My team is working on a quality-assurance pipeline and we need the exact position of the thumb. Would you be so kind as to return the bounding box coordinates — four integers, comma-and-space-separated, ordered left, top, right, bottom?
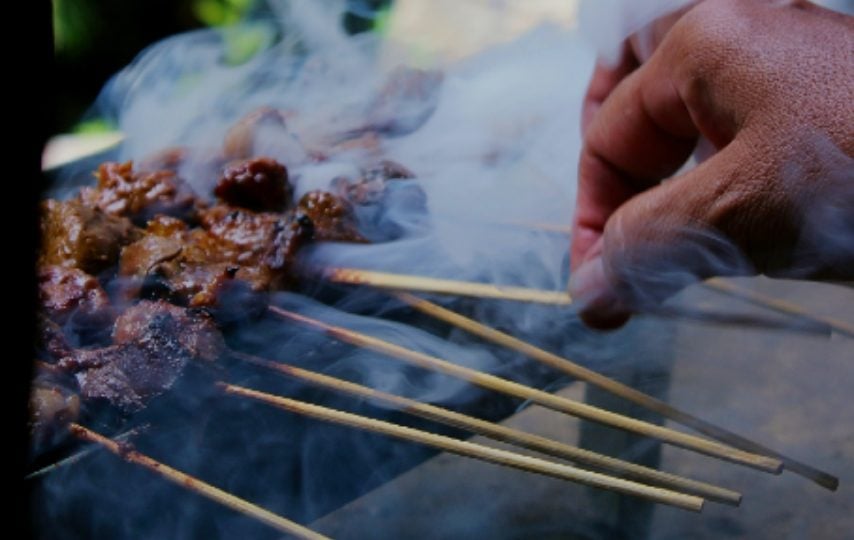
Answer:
570, 141, 781, 328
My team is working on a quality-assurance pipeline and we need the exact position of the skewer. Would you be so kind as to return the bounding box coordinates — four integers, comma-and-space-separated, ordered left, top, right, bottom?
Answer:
268, 306, 782, 474
394, 292, 840, 491
233, 351, 740, 505
704, 278, 854, 338
218, 382, 705, 512
323, 268, 572, 305
69, 423, 329, 540
27, 424, 150, 480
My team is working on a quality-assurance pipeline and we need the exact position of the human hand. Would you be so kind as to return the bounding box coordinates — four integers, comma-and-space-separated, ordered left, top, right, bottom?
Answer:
569, 0, 854, 329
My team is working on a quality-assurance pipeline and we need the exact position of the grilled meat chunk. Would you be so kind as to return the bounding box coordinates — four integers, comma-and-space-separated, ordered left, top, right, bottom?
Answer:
80, 161, 203, 224
58, 301, 223, 413
36, 316, 75, 361
38, 266, 112, 328
332, 159, 416, 205
40, 199, 139, 274
297, 190, 367, 243
215, 157, 292, 212
119, 216, 240, 308
330, 160, 425, 241
120, 208, 313, 307
222, 107, 309, 165
30, 384, 81, 449
366, 67, 443, 136
199, 205, 315, 291
112, 300, 223, 363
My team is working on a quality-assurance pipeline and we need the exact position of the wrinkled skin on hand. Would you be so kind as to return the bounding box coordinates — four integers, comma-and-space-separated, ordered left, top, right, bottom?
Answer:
570, 0, 854, 329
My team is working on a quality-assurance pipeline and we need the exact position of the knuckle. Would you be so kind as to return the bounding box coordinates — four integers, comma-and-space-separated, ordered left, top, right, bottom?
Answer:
667, 0, 773, 76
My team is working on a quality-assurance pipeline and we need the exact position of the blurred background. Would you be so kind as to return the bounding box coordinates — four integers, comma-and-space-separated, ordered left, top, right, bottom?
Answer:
51, 0, 391, 135
47, 0, 580, 169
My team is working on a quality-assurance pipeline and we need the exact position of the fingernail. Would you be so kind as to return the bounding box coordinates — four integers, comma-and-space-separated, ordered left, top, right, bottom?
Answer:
569, 257, 630, 330
569, 257, 607, 302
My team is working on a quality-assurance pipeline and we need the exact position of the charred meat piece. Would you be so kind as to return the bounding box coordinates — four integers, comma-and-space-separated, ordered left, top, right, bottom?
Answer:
366, 67, 444, 136
39, 266, 112, 328
79, 161, 203, 224
297, 190, 367, 243
112, 300, 224, 363
36, 317, 75, 361
30, 384, 81, 450
222, 107, 308, 165
59, 345, 180, 413
214, 157, 292, 212
40, 199, 139, 275
200, 205, 315, 290
332, 159, 416, 206
136, 147, 188, 173
58, 300, 223, 413
119, 215, 242, 308
120, 207, 314, 307
330, 160, 426, 242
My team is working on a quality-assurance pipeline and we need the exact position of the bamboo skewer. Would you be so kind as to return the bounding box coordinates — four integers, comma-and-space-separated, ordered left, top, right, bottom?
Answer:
234, 351, 740, 505
219, 382, 706, 512
268, 306, 782, 474
323, 268, 572, 305
393, 292, 839, 491
69, 423, 329, 540
704, 278, 854, 338
27, 424, 150, 480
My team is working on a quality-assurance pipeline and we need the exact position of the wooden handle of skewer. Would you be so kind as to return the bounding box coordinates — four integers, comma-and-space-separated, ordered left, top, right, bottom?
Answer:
392, 292, 839, 490
69, 424, 330, 540
219, 383, 705, 512
323, 268, 572, 305
269, 306, 782, 474
235, 352, 740, 506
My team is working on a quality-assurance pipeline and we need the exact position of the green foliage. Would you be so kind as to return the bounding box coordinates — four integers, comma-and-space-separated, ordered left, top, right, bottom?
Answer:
193, 0, 255, 27
372, 5, 392, 36
52, 0, 95, 55
73, 118, 118, 134
220, 22, 276, 65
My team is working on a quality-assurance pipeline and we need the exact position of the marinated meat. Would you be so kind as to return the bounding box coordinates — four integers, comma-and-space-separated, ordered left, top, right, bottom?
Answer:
119, 216, 240, 308
332, 159, 416, 206
40, 199, 139, 274
297, 190, 367, 243
36, 316, 74, 361
199, 205, 315, 291
120, 208, 313, 307
136, 147, 188, 173
59, 345, 180, 413
79, 161, 203, 224
364, 159, 416, 182
38, 266, 112, 327
330, 160, 425, 241
222, 107, 308, 165
366, 67, 443, 136
58, 300, 223, 413
29, 384, 81, 449
214, 157, 292, 212
113, 300, 223, 363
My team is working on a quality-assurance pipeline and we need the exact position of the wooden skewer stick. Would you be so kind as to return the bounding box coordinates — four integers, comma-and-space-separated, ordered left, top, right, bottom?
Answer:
323, 268, 572, 305
69, 423, 330, 540
219, 382, 705, 512
704, 278, 854, 338
268, 306, 782, 474
27, 424, 150, 480
234, 351, 740, 506
394, 292, 839, 491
